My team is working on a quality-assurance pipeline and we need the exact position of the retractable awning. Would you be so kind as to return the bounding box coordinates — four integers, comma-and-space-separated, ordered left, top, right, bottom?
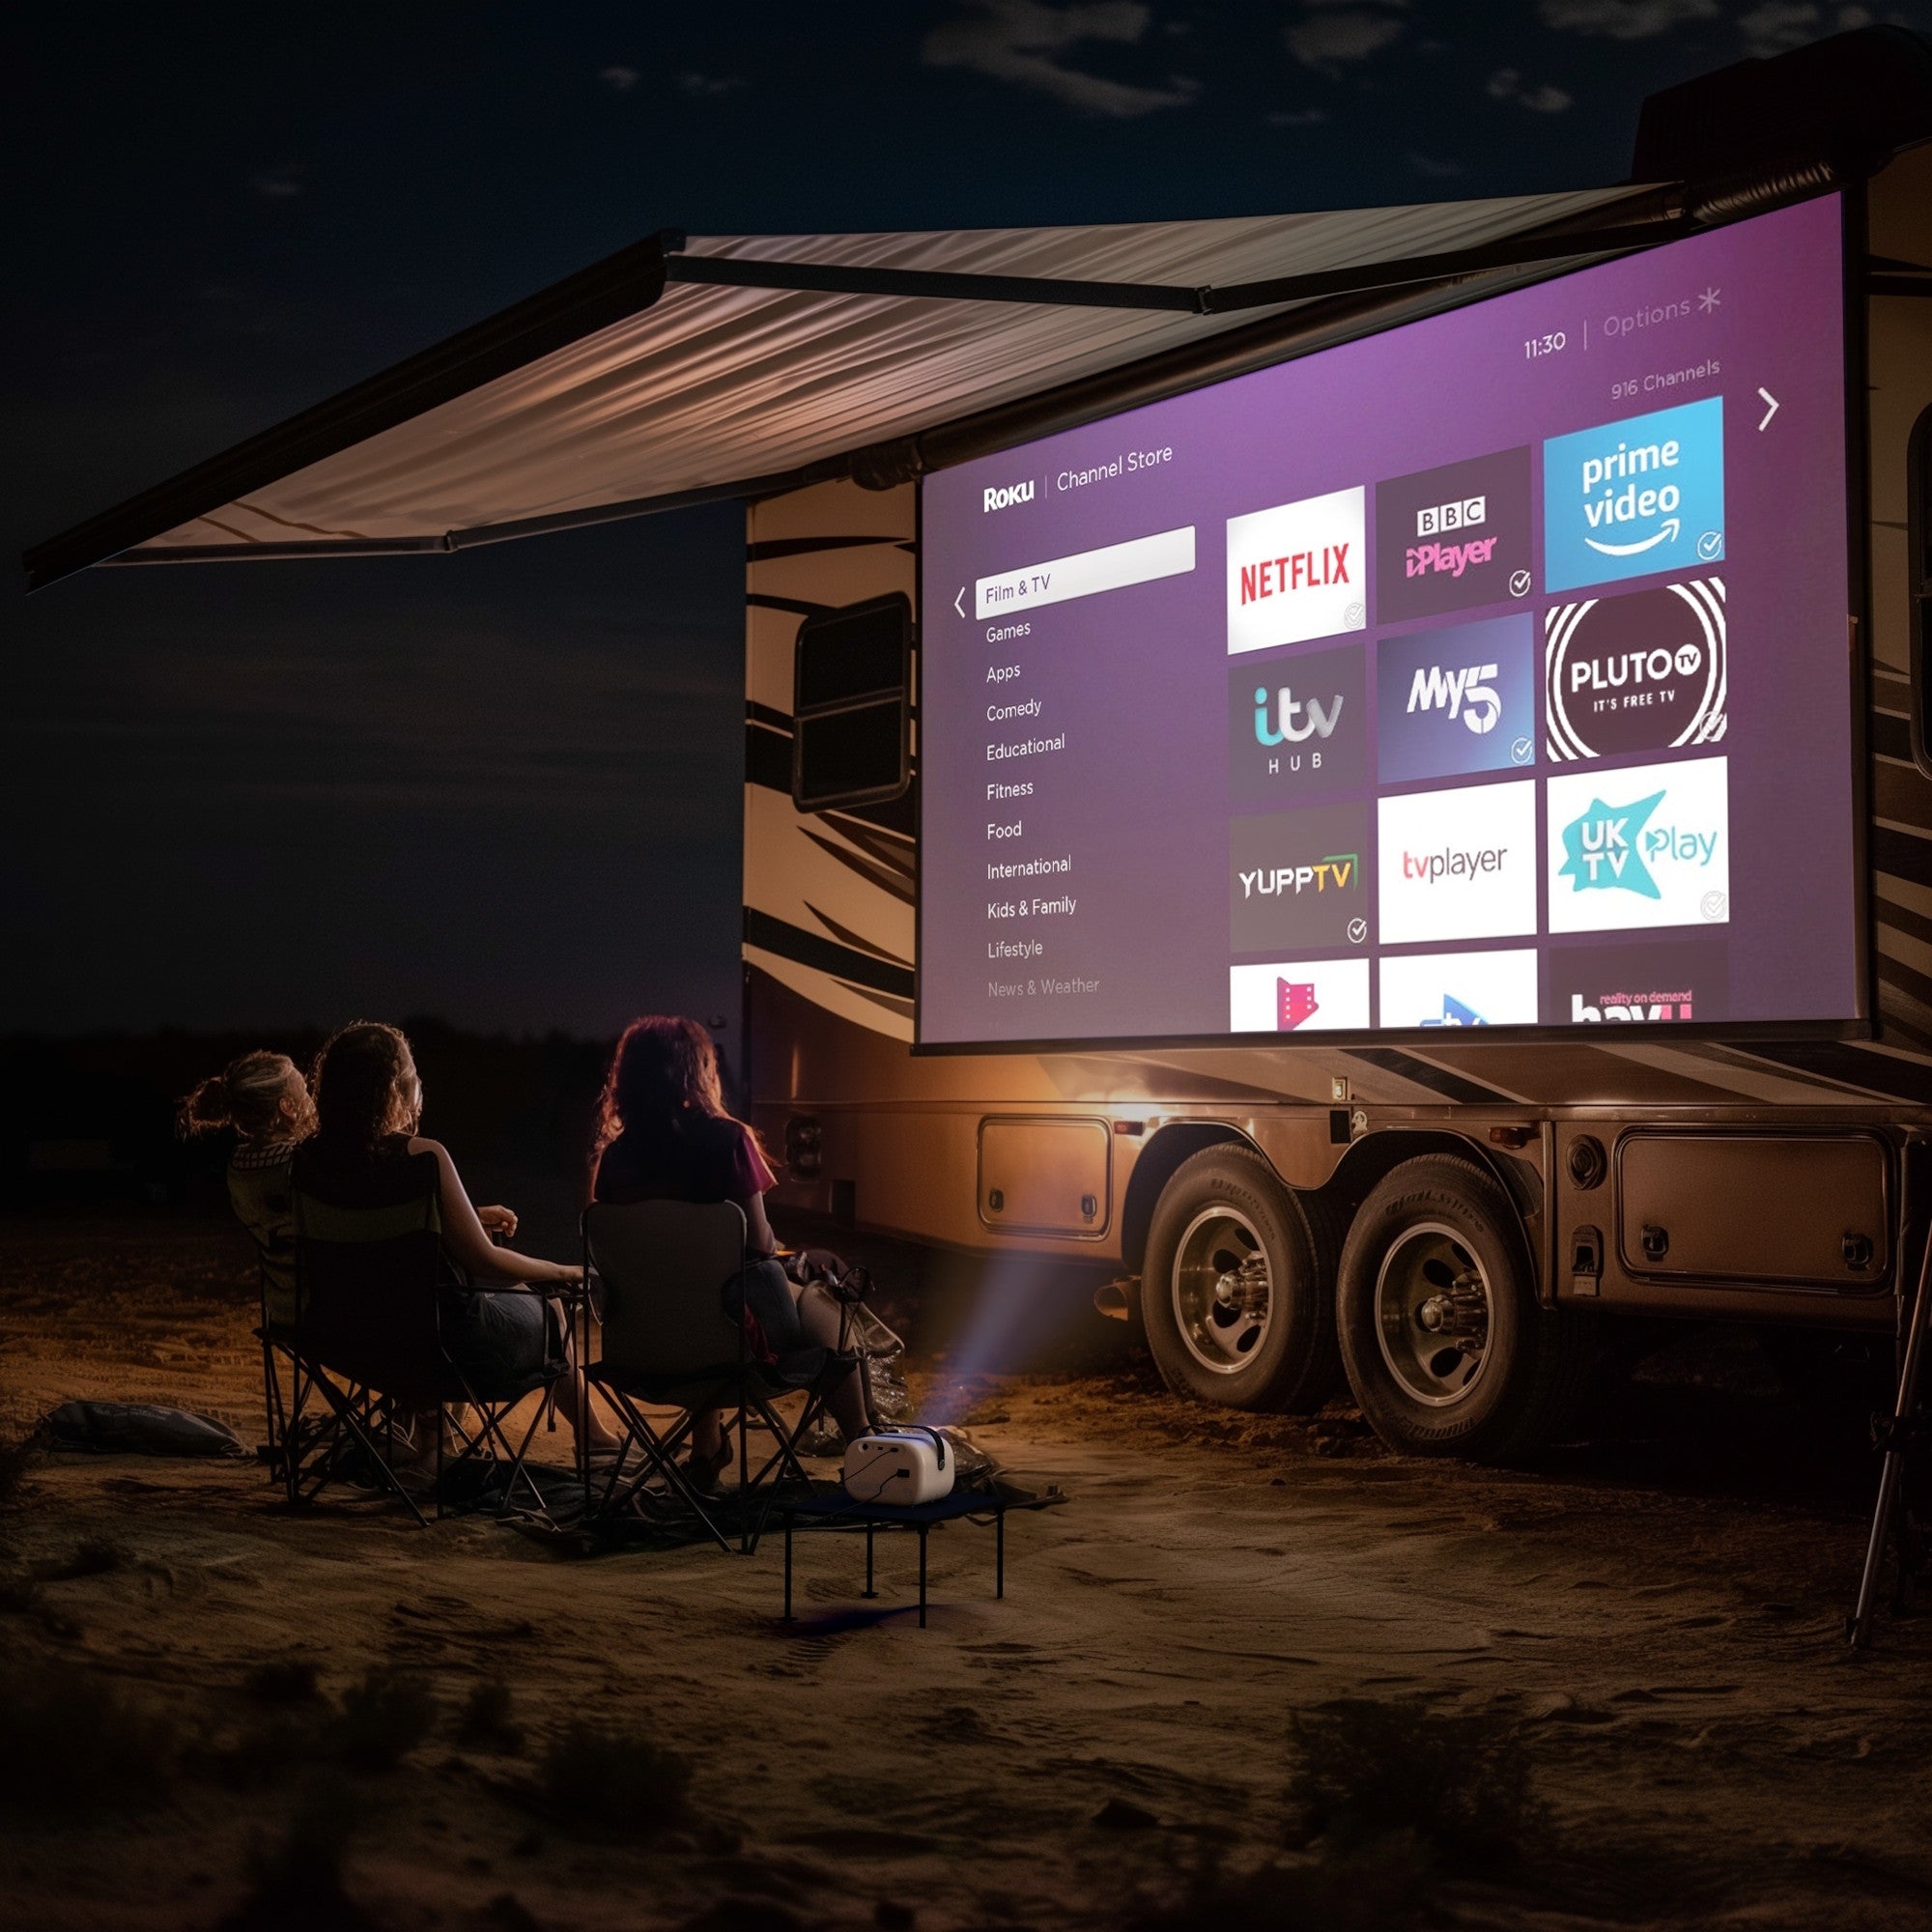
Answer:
24, 184, 1679, 589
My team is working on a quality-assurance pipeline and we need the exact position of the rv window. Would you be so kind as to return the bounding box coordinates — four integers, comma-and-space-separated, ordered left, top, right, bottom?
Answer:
1912, 403, 1932, 779
791, 593, 912, 811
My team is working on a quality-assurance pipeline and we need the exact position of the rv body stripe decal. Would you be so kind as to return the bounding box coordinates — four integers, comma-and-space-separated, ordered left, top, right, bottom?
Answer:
1340, 1047, 1518, 1106
743, 907, 917, 998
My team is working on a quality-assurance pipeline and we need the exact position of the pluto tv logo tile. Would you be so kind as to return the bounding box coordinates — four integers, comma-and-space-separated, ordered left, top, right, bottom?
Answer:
1229, 641, 1366, 805
1229, 800, 1371, 953
1545, 579, 1725, 761
1375, 447, 1532, 624
1548, 937, 1728, 1024
1377, 613, 1536, 785
1543, 397, 1724, 593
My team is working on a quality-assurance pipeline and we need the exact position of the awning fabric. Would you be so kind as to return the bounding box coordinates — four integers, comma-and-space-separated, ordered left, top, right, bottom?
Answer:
27, 186, 1660, 585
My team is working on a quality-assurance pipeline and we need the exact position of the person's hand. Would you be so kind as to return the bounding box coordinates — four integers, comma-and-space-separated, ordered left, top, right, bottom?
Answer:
477, 1204, 519, 1240
550, 1261, 587, 1291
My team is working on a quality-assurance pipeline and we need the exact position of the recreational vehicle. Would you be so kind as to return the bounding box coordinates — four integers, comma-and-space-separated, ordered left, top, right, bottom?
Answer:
28, 28, 1932, 1464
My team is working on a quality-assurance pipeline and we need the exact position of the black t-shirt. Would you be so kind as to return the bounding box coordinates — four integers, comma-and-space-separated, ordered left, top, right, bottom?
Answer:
592, 1113, 775, 1207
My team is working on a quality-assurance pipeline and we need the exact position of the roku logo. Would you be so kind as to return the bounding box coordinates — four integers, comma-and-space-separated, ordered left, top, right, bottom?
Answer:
1238, 545, 1350, 607
982, 480, 1035, 513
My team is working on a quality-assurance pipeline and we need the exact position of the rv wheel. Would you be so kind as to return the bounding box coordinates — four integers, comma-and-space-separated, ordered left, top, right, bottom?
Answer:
1337, 1153, 1590, 1461
1143, 1145, 1340, 1412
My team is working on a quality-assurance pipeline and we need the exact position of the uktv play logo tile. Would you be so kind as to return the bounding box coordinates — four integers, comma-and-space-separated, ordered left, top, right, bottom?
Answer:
1546, 754, 1730, 934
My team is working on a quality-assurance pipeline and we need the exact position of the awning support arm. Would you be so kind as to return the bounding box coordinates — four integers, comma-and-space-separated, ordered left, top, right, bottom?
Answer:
661, 216, 1692, 317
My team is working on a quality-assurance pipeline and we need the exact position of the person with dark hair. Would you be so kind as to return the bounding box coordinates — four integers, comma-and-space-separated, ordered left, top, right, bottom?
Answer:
305, 1021, 616, 1453
591, 1014, 875, 1489
179, 1050, 318, 1326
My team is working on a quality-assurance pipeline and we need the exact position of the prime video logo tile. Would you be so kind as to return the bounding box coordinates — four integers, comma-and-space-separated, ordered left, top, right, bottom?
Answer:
1542, 397, 1723, 593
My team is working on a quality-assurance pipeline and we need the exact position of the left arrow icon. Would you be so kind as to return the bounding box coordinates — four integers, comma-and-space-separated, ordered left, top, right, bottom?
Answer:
954, 585, 967, 618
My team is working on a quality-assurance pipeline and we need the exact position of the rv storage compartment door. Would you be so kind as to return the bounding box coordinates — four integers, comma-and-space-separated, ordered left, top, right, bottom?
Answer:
1616, 1131, 1889, 1288
979, 1117, 1111, 1236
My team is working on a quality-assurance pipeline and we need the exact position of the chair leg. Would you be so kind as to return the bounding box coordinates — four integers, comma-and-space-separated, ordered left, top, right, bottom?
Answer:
1853, 1230, 1932, 1648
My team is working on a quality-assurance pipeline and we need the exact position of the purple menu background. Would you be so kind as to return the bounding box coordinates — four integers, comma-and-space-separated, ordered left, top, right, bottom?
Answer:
919, 195, 1856, 1047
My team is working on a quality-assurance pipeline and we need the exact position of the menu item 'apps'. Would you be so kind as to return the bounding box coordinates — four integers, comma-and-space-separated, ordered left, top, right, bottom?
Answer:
1230, 800, 1371, 952
1375, 447, 1533, 623
1378, 948, 1539, 1029
1377, 613, 1537, 785
1545, 579, 1726, 760
1548, 937, 1728, 1023
1229, 957, 1371, 1033
1546, 754, 1730, 933
1229, 641, 1366, 804
1543, 397, 1724, 592
1226, 486, 1366, 656
1377, 781, 1537, 945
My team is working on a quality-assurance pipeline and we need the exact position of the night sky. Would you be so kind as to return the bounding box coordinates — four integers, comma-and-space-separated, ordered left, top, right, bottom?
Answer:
6, 1, 1921, 1038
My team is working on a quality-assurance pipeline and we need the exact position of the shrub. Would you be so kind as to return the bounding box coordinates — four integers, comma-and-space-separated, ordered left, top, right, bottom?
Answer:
525, 1720, 692, 1838
244, 1659, 322, 1706
1288, 1698, 1538, 1863
455, 1678, 525, 1753
38, 1536, 130, 1580
223, 1773, 379, 1932
0, 1660, 180, 1813
326, 1666, 437, 1773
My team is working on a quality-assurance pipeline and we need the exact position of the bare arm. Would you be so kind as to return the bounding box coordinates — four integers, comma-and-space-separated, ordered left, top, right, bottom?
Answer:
733, 1189, 778, 1260
411, 1136, 580, 1286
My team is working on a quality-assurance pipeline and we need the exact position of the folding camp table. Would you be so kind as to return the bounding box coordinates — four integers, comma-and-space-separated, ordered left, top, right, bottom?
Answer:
780, 1490, 1052, 1628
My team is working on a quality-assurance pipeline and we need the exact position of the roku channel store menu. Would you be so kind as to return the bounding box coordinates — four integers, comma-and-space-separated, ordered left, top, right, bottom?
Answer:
916, 194, 1858, 1048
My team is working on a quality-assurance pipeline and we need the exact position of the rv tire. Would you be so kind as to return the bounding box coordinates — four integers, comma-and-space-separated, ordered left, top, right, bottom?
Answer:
1337, 1153, 1590, 1461
1143, 1145, 1340, 1412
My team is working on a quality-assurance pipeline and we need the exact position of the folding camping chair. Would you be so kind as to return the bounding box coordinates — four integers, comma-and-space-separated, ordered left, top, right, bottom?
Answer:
283, 1149, 571, 1525
582, 1199, 859, 1552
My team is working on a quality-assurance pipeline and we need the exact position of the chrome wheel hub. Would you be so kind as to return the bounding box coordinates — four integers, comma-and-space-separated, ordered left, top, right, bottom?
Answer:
1171, 1206, 1270, 1375
1375, 1221, 1492, 1407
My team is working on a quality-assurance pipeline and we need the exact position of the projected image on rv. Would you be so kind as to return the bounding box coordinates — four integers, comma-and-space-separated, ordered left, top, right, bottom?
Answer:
918, 195, 1857, 1047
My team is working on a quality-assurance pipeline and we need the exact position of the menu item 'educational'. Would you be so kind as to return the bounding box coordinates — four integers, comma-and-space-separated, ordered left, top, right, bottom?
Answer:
917, 195, 1857, 1047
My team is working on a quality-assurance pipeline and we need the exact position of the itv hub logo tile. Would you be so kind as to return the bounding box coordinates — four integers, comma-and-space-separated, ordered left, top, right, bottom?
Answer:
1226, 486, 1366, 656
1546, 754, 1729, 934
1377, 781, 1537, 947
1378, 949, 1539, 1030
1377, 613, 1537, 786
1230, 799, 1371, 952
1545, 578, 1726, 761
1543, 397, 1723, 593
1229, 641, 1366, 805
1229, 957, 1370, 1034
1375, 447, 1532, 624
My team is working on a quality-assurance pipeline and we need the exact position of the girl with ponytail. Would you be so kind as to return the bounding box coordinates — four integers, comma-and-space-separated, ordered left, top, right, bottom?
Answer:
177, 1051, 317, 1325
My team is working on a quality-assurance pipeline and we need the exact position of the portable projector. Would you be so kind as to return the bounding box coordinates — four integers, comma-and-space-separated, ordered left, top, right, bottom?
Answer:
841, 1426, 953, 1505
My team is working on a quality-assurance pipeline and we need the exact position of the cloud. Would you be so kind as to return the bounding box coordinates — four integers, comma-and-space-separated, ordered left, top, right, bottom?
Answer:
1487, 65, 1574, 111
252, 167, 303, 199
599, 65, 639, 92
1735, 2, 1872, 58
1267, 106, 1330, 125
675, 71, 746, 97
1406, 151, 1465, 177
923, 1, 1201, 117
1286, 3, 1408, 70
1536, 0, 1718, 36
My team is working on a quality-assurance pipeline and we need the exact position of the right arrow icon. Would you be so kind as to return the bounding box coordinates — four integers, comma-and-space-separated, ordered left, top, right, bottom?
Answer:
1757, 387, 1779, 432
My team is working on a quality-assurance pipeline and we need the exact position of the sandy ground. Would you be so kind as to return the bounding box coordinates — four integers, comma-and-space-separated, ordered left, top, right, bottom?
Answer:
3, 1211, 1932, 1931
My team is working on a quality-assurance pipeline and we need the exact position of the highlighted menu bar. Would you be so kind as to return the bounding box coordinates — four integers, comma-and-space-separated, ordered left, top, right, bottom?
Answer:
975, 525, 1196, 620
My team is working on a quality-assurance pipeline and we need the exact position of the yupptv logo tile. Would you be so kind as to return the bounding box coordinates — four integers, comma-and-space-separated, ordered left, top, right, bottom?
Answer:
1542, 398, 1723, 593
1546, 754, 1730, 934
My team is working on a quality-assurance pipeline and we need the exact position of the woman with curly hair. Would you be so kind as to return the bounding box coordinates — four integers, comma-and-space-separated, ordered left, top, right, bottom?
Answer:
591, 1015, 875, 1489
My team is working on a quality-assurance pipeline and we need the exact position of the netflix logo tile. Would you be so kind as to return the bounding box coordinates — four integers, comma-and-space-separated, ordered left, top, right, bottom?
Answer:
1226, 486, 1366, 656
